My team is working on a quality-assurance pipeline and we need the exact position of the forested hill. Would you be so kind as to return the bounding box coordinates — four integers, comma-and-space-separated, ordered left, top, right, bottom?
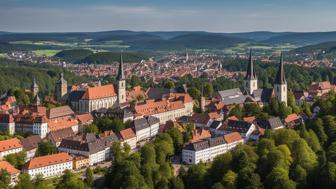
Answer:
0, 58, 90, 96
291, 41, 336, 54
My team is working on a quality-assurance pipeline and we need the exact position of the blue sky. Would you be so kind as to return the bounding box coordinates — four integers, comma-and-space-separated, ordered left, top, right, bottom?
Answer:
1, 0, 335, 32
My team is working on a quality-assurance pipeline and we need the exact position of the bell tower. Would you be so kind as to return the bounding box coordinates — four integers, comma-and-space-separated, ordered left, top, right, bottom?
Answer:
244, 49, 258, 95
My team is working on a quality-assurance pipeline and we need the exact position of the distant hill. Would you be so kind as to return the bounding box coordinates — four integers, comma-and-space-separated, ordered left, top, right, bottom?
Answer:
292, 41, 336, 53
54, 49, 94, 63
225, 31, 293, 42
263, 32, 336, 45
80, 52, 149, 64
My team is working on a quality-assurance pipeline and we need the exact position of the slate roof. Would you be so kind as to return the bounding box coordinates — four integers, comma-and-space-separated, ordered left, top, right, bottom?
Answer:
49, 127, 75, 144
133, 116, 159, 132
268, 117, 284, 129
209, 121, 222, 129
68, 90, 85, 102
221, 120, 253, 133
21, 135, 42, 151
274, 53, 286, 85
48, 106, 74, 119
184, 136, 226, 151
251, 88, 273, 103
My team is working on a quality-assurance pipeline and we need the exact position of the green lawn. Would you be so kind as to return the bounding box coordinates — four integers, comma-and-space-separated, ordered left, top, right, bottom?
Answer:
32, 50, 60, 57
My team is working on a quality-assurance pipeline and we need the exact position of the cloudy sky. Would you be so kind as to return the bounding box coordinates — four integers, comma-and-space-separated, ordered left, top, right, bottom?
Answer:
1, 0, 335, 32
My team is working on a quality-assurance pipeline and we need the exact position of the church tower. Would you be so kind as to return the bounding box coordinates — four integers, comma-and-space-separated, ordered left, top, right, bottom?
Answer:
274, 52, 287, 105
117, 53, 126, 104
55, 73, 68, 102
31, 77, 39, 97
244, 49, 258, 95
199, 84, 206, 113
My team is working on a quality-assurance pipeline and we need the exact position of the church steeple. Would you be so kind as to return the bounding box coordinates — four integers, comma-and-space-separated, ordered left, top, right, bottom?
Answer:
274, 52, 286, 85
31, 77, 39, 97
117, 52, 125, 81
244, 49, 258, 95
274, 52, 288, 105
245, 49, 257, 80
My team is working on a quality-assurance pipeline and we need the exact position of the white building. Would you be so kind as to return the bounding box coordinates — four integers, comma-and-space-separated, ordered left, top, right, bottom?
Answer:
58, 132, 118, 165
24, 152, 73, 178
118, 128, 137, 149
0, 161, 20, 186
133, 116, 160, 142
274, 53, 288, 105
216, 120, 256, 142
182, 132, 243, 165
0, 138, 23, 160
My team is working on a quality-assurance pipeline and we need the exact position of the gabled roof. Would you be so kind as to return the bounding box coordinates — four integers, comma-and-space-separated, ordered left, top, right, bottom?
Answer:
25, 153, 72, 170
268, 117, 284, 129
220, 120, 253, 133
21, 135, 42, 151
76, 113, 94, 123
47, 106, 74, 119
49, 127, 75, 143
284, 114, 300, 124
0, 138, 22, 152
0, 161, 19, 175
81, 84, 117, 100
118, 128, 136, 140
209, 121, 222, 129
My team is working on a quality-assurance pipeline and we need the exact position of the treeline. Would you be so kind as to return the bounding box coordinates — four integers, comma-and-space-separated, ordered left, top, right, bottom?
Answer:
222, 58, 335, 90
0, 58, 91, 96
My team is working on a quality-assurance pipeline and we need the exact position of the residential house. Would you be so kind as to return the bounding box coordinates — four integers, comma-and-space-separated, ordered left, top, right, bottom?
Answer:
0, 160, 20, 185
118, 128, 137, 149
48, 127, 75, 147
0, 138, 23, 159
133, 116, 160, 142
21, 135, 42, 161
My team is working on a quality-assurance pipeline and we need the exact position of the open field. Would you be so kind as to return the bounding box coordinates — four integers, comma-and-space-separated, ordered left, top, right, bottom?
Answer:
32, 50, 60, 56
224, 43, 300, 54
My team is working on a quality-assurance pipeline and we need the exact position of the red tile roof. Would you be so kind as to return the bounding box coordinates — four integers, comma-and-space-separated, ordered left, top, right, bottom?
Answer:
48, 117, 78, 132
284, 113, 299, 124
243, 116, 256, 123
119, 128, 136, 140
25, 152, 72, 170
0, 138, 22, 152
82, 84, 117, 100
190, 128, 211, 143
76, 113, 93, 124
224, 132, 243, 143
0, 161, 19, 175
135, 100, 185, 116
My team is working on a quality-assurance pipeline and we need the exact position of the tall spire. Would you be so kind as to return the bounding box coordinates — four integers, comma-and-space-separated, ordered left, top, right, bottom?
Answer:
274, 52, 286, 84
245, 49, 256, 80
117, 52, 125, 80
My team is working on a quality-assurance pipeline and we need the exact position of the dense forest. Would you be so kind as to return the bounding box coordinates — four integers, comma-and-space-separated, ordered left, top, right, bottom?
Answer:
80, 51, 150, 64
54, 49, 94, 63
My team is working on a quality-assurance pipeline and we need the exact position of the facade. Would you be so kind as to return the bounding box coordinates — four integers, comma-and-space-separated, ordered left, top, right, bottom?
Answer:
244, 49, 258, 95
118, 128, 137, 149
274, 53, 288, 105
134, 93, 193, 124
0, 138, 23, 160
182, 132, 243, 164
0, 113, 15, 135
48, 127, 75, 147
24, 152, 73, 178
0, 160, 20, 186
133, 116, 160, 142
58, 132, 118, 165
217, 120, 256, 142
72, 156, 90, 170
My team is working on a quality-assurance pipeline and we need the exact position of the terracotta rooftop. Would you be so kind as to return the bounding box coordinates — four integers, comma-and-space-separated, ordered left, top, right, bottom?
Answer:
0, 138, 22, 152
81, 84, 117, 100
223, 132, 243, 144
243, 116, 256, 123
47, 106, 74, 119
134, 99, 185, 116
284, 113, 299, 124
48, 117, 78, 132
0, 161, 19, 175
118, 128, 136, 140
25, 152, 72, 170
190, 128, 211, 143
76, 113, 93, 123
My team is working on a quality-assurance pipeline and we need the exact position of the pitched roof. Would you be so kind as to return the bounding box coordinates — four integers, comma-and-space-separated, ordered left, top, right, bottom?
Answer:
47, 106, 74, 119
118, 128, 136, 140
284, 113, 299, 124
48, 117, 78, 132
134, 100, 185, 116
243, 116, 256, 123
220, 120, 253, 133
0, 138, 22, 152
81, 84, 117, 100
184, 136, 226, 151
224, 132, 243, 143
0, 161, 19, 175
268, 117, 284, 129
25, 152, 72, 170
76, 113, 94, 124
190, 128, 211, 143
49, 127, 75, 143
21, 135, 42, 151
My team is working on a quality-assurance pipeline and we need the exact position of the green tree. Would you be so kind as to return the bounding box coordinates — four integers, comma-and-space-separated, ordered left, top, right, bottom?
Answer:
0, 169, 10, 189
84, 124, 99, 134
14, 173, 34, 189
36, 140, 57, 156
170, 177, 184, 189
167, 128, 184, 154
85, 168, 94, 186
221, 170, 237, 189
4, 151, 26, 169
56, 170, 87, 189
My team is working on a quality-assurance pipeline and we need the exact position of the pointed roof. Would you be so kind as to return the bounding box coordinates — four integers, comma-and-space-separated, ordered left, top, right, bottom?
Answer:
274, 52, 286, 85
245, 49, 257, 80
57, 73, 67, 84
117, 52, 125, 80
33, 94, 41, 106
32, 77, 38, 89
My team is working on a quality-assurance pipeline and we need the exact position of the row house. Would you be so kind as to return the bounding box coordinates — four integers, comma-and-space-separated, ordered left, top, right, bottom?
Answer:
23, 152, 73, 178
217, 120, 256, 142
118, 128, 137, 149
58, 132, 118, 165
182, 132, 243, 164
0, 138, 23, 159
133, 116, 160, 142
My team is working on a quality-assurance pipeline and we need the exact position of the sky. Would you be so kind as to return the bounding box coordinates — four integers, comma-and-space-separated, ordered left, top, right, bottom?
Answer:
1, 0, 336, 33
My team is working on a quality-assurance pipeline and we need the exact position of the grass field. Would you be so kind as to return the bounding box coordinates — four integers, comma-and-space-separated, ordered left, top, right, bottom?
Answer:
0, 53, 6, 58
224, 43, 300, 54
32, 50, 60, 56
